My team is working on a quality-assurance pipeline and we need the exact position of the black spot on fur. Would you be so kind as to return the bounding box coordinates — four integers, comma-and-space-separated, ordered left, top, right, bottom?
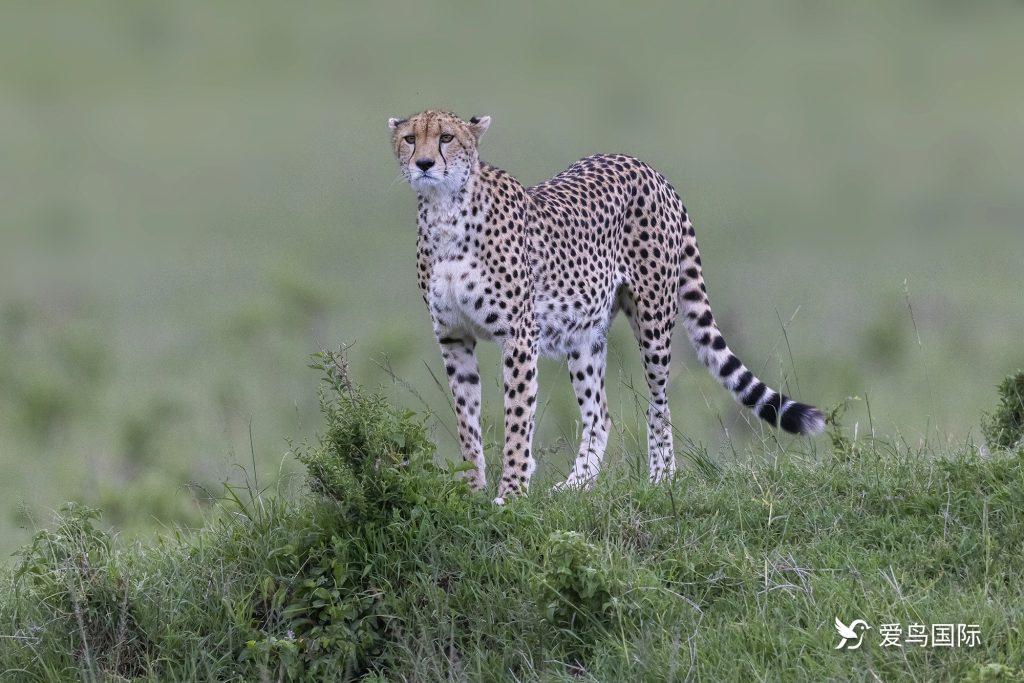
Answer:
742, 382, 767, 408
719, 355, 741, 378
733, 370, 753, 394
758, 392, 785, 425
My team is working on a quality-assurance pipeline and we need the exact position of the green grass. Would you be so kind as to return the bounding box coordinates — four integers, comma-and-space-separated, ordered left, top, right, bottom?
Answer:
3, 371, 1023, 682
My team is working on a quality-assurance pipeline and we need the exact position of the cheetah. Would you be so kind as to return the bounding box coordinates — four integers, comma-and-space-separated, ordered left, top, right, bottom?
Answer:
388, 110, 824, 503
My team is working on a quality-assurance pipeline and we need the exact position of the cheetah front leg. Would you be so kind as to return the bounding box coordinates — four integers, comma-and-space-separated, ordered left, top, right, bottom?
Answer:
553, 340, 611, 492
438, 336, 486, 491
495, 329, 539, 504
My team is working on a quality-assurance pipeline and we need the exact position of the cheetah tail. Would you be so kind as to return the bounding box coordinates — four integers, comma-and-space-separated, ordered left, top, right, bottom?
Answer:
678, 292, 825, 436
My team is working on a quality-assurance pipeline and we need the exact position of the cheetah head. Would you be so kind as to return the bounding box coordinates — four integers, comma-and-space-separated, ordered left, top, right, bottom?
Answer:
388, 110, 490, 196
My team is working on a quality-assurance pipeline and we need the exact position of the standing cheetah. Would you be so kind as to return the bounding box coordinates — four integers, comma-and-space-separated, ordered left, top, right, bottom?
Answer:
388, 110, 824, 503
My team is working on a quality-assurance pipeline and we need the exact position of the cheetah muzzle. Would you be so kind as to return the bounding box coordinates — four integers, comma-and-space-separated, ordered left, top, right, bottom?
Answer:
388, 110, 825, 503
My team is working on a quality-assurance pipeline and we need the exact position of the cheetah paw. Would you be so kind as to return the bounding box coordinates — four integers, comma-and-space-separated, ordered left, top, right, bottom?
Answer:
492, 496, 505, 505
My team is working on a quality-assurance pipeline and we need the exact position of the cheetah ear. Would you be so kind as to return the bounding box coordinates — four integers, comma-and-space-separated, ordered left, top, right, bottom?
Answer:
468, 115, 491, 140
387, 117, 406, 130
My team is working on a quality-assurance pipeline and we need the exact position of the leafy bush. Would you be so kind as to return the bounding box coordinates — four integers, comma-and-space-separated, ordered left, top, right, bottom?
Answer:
13, 503, 152, 679
295, 385, 439, 523
539, 530, 626, 630
241, 348, 470, 679
982, 370, 1024, 451
240, 508, 388, 680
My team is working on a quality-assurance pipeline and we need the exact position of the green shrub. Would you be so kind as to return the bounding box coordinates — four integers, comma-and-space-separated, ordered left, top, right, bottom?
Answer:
982, 370, 1024, 451
241, 348, 470, 679
296, 387, 438, 522
240, 508, 387, 681
12, 503, 152, 679
539, 530, 626, 630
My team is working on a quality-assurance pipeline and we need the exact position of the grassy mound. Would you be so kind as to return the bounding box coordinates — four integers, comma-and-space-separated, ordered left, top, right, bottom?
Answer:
3, 367, 1024, 681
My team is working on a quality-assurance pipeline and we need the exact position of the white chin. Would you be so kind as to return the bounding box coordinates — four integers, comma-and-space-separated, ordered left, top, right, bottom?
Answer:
411, 176, 443, 193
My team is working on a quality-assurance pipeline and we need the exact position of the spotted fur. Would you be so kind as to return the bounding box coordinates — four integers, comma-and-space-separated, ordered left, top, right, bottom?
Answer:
389, 111, 824, 502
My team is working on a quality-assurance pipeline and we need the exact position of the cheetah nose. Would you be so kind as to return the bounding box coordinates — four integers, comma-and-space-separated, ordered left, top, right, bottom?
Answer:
415, 158, 435, 171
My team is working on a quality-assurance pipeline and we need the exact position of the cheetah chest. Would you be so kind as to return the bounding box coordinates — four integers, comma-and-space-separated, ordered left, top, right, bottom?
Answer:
428, 258, 499, 340
428, 260, 606, 352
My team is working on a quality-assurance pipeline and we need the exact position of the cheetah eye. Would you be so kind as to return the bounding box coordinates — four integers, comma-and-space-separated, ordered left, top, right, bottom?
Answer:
403, 134, 416, 144
439, 133, 454, 143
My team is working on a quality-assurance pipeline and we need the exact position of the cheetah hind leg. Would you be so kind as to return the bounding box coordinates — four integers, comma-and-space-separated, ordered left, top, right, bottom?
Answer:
637, 335, 677, 483
552, 339, 611, 493
620, 286, 678, 483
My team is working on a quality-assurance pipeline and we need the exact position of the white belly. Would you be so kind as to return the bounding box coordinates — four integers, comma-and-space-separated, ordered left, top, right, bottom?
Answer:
534, 291, 614, 358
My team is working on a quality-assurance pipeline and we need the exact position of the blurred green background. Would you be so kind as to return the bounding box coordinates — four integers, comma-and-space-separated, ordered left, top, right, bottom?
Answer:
1, 1, 1021, 555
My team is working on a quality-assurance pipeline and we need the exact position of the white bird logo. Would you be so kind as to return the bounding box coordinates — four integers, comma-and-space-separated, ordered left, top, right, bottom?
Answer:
834, 617, 870, 650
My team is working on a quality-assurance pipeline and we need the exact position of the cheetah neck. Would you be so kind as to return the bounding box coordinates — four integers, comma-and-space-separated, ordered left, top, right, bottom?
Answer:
417, 169, 481, 258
